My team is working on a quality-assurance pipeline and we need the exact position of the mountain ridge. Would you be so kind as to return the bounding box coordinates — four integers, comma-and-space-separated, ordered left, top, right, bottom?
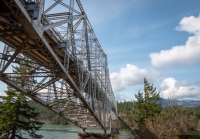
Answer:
161, 98, 200, 107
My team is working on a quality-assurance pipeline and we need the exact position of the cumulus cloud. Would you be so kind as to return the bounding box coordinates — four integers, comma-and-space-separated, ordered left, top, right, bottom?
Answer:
160, 77, 200, 99
150, 14, 200, 68
176, 15, 200, 33
110, 64, 160, 92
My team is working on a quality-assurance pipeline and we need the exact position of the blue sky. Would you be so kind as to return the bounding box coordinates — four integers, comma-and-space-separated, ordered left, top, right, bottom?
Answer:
80, 0, 200, 101
0, 0, 200, 101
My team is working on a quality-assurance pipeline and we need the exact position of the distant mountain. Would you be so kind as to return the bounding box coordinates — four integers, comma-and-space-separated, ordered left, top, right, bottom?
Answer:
161, 98, 200, 108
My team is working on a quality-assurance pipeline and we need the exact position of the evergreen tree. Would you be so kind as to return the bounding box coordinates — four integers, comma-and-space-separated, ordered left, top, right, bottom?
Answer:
135, 91, 145, 127
135, 78, 162, 127
143, 78, 161, 118
0, 89, 43, 139
0, 56, 43, 139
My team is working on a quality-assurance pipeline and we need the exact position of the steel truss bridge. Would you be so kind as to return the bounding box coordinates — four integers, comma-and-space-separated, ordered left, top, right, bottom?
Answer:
0, 0, 118, 133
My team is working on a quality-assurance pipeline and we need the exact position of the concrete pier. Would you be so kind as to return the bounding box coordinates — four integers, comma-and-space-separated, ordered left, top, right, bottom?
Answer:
110, 120, 119, 134
78, 132, 111, 139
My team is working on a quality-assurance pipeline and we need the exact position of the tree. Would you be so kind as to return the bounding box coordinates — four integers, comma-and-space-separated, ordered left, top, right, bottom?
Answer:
0, 89, 43, 139
135, 78, 162, 127
0, 56, 43, 139
135, 91, 145, 127
143, 78, 162, 118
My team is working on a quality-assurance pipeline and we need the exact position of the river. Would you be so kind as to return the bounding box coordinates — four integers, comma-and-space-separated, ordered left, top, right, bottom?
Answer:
34, 124, 134, 139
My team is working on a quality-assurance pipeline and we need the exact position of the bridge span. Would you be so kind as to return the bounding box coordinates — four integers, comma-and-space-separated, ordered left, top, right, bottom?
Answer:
0, 0, 118, 133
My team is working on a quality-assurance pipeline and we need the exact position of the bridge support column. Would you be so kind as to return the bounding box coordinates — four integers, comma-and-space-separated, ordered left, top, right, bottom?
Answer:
110, 120, 119, 134
78, 133, 111, 139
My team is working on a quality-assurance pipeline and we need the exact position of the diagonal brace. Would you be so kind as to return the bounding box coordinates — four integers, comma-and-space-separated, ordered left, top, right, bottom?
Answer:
82, 73, 90, 91
43, 15, 85, 31
0, 38, 28, 75
32, 77, 60, 94
44, 0, 62, 14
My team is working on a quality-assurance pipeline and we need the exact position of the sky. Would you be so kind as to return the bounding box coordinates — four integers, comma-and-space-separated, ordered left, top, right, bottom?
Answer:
80, 0, 200, 101
1, 0, 200, 101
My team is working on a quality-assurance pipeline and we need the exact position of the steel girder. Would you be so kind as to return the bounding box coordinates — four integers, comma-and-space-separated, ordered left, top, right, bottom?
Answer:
0, 0, 117, 132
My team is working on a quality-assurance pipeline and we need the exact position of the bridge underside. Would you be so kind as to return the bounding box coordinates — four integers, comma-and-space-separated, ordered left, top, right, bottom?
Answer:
0, 0, 118, 132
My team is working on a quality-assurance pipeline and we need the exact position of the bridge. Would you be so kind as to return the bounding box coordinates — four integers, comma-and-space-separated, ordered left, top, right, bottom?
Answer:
0, 0, 118, 134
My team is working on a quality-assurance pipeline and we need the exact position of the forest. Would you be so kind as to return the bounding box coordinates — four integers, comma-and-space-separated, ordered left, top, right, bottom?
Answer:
28, 100, 69, 125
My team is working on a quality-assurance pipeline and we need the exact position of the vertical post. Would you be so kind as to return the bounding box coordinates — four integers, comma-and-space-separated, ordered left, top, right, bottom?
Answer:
53, 81, 58, 100
64, 41, 70, 72
35, 0, 44, 25
69, 0, 76, 60
85, 20, 91, 71
0, 44, 9, 70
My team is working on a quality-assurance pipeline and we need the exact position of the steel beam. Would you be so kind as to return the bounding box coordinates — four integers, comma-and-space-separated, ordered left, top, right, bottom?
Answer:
32, 77, 60, 93
0, 38, 28, 74
43, 15, 85, 31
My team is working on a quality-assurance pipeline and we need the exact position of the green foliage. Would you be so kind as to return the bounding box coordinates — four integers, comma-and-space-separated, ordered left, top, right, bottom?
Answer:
0, 56, 43, 139
194, 106, 200, 119
176, 134, 200, 139
135, 78, 162, 127
0, 89, 43, 139
135, 91, 145, 127
28, 100, 69, 125
117, 101, 136, 116
117, 101, 136, 128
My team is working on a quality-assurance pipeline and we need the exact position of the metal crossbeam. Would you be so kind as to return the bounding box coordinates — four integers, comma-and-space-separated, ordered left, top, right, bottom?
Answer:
43, 15, 85, 31
0, 0, 118, 133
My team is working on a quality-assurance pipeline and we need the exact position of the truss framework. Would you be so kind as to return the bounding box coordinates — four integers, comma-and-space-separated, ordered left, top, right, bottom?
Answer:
0, 0, 117, 132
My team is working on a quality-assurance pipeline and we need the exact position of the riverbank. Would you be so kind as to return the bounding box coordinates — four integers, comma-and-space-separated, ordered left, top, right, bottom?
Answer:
33, 124, 134, 139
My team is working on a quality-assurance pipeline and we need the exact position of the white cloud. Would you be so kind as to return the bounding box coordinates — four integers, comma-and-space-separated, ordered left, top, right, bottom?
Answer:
0, 92, 6, 96
176, 15, 200, 34
150, 14, 200, 68
115, 92, 132, 102
160, 77, 200, 99
110, 64, 160, 92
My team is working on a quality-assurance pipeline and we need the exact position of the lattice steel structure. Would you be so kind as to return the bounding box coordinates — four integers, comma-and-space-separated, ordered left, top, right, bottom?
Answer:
0, 0, 117, 133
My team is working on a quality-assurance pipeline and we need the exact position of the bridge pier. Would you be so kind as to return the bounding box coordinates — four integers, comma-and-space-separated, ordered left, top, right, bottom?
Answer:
110, 120, 119, 134
78, 133, 111, 139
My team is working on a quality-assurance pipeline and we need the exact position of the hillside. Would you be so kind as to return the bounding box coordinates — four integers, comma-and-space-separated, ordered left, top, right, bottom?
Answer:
118, 100, 200, 139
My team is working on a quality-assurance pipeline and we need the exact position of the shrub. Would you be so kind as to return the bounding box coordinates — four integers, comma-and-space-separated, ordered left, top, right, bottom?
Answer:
176, 134, 200, 139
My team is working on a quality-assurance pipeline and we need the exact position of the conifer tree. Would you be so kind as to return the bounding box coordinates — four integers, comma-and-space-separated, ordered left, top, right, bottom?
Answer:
0, 89, 43, 139
0, 56, 43, 139
135, 78, 162, 127
143, 78, 161, 118
135, 91, 145, 127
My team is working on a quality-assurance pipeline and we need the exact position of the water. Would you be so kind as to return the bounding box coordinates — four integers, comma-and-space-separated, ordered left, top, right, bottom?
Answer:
34, 124, 134, 139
